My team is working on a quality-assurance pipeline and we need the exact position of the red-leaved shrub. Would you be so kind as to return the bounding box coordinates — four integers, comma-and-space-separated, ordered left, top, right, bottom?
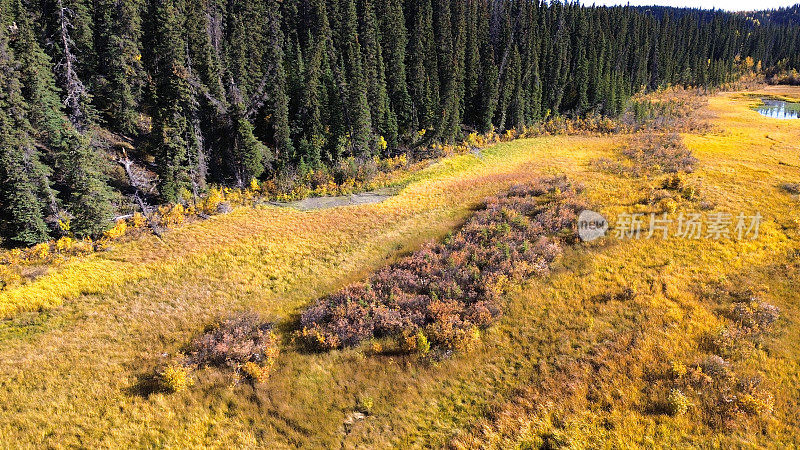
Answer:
300, 176, 587, 351
188, 313, 279, 377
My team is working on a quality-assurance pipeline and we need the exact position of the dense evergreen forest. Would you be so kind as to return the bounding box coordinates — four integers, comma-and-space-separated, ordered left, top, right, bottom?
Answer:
1, 0, 799, 246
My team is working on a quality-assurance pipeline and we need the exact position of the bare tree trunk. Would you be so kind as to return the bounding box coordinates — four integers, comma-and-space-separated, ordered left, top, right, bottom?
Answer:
118, 150, 163, 236
184, 47, 207, 203
56, 0, 89, 132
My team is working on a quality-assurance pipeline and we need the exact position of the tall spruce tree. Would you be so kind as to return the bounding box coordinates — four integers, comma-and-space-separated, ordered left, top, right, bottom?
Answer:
13, 0, 113, 237
407, 0, 438, 134
262, 0, 293, 166
432, 0, 455, 141
297, 32, 325, 166
0, 21, 52, 245
147, 0, 199, 201
359, 0, 397, 151
94, 0, 143, 134
379, 0, 412, 139
339, 0, 372, 156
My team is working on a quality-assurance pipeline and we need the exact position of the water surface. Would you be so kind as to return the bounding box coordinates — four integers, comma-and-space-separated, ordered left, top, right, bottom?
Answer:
755, 99, 800, 119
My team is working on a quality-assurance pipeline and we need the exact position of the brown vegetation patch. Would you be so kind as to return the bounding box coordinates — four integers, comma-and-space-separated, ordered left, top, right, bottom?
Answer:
299, 177, 588, 352
594, 133, 698, 178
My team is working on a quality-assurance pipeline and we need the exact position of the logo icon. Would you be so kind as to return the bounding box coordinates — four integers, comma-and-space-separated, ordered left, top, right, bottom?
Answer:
578, 210, 608, 242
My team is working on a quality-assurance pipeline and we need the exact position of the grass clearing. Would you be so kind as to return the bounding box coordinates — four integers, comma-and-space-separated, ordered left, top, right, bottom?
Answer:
0, 86, 798, 447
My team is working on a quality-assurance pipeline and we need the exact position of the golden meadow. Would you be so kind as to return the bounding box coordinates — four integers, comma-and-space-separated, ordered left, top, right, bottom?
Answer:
0, 86, 798, 447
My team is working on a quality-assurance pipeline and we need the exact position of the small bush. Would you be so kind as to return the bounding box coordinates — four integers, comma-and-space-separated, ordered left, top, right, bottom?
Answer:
242, 361, 273, 383
699, 355, 732, 379
648, 189, 674, 203
658, 198, 679, 214
698, 200, 716, 211
158, 363, 192, 393
157, 204, 186, 228
188, 313, 279, 381
131, 212, 148, 228
705, 326, 742, 357
199, 187, 225, 214
29, 242, 50, 260
415, 331, 430, 355
729, 300, 779, 333
779, 182, 800, 195
54, 236, 75, 252
662, 173, 687, 191
357, 395, 374, 414
671, 361, 688, 378
667, 389, 690, 416
104, 220, 128, 239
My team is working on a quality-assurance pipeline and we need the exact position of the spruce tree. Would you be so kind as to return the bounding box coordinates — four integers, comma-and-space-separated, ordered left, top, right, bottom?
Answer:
479, 44, 499, 133
360, 0, 397, 151
462, 0, 482, 128
263, 0, 294, 165
147, 0, 197, 201
298, 33, 325, 166
379, 0, 412, 138
340, 0, 372, 156
13, 0, 113, 236
574, 11, 590, 114
94, 0, 143, 134
407, 0, 438, 134
433, 0, 455, 141
229, 99, 267, 184
447, 0, 467, 141
0, 21, 52, 245
308, 0, 345, 162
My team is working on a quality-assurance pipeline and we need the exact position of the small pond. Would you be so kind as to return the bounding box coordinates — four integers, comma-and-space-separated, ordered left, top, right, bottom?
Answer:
754, 98, 800, 119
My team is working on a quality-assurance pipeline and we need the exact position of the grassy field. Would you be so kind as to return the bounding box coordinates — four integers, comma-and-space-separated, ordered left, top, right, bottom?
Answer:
0, 86, 798, 447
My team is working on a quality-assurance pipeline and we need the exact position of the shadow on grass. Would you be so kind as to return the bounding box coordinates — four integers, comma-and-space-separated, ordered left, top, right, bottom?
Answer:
125, 372, 165, 398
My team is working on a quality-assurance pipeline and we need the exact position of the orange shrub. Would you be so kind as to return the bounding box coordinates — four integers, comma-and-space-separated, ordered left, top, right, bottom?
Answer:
104, 220, 128, 240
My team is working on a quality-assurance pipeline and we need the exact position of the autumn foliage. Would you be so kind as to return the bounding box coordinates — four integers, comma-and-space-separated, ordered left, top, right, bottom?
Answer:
187, 313, 279, 382
300, 177, 588, 351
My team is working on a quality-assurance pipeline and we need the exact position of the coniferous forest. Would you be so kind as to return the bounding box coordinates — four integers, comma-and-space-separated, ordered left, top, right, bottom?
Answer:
1, 0, 800, 246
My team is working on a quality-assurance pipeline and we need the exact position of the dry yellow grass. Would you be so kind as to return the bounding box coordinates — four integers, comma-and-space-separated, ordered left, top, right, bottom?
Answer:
0, 86, 798, 447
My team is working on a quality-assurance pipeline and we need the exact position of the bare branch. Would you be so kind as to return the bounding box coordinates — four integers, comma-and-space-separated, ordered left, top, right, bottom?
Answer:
56, 0, 90, 132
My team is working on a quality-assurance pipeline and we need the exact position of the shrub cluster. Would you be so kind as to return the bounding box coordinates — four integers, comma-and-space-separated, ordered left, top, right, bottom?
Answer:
663, 292, 779, 429
620, 87, 711, 133
523, 114, 620, 136
594, 133, 697, 179
186, 313, 279, 383
300, 177, 587, 351
672, 356, 775, 429
767, 69, 800, 86
779, 182, 800, 195
707, 298, 780, 357
621, 133, 698, 175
